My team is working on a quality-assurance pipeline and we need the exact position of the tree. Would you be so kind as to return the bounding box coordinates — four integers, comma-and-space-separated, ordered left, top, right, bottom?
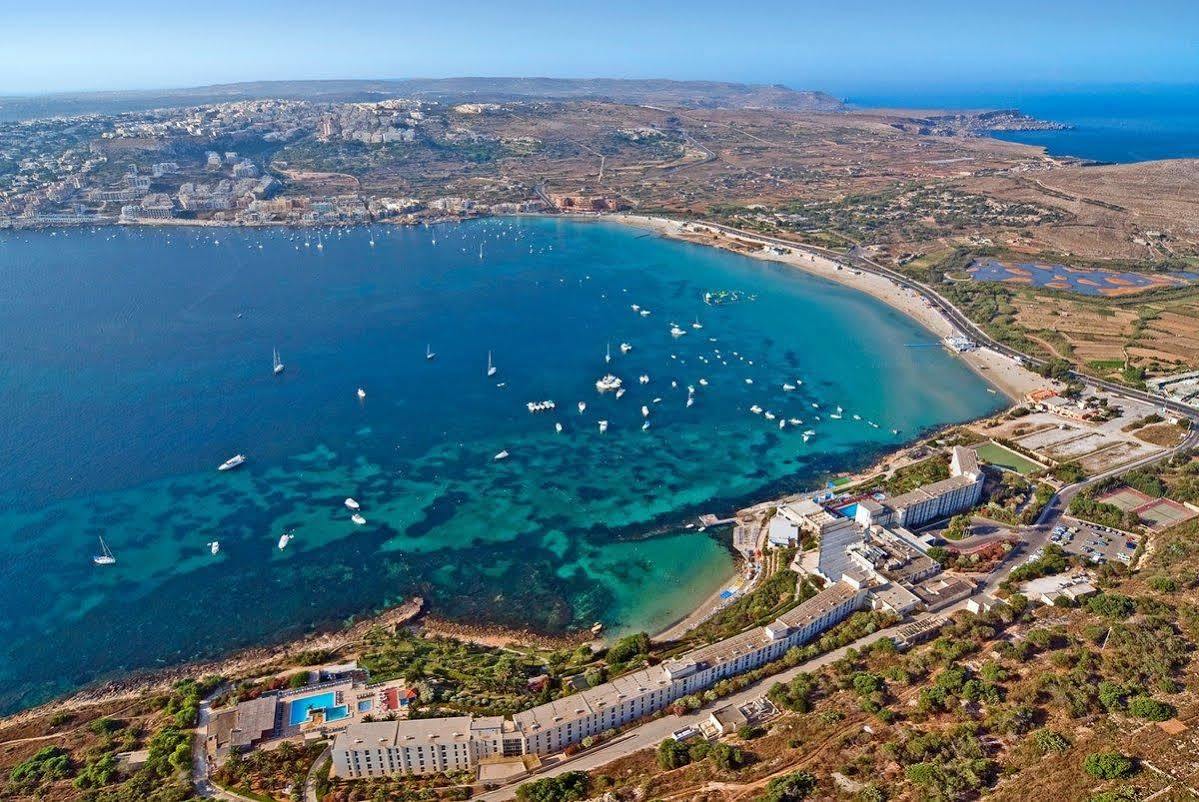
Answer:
515, 771, 591, 802
852, 672, 885, 698
656, 738, 691, 770
758, 770, 818, 801
605, 632, 650, 664
1083, 752, 1136, 780
711, 741, 748, 771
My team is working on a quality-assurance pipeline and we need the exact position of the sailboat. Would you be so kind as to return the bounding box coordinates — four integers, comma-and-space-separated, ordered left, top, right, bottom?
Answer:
692, 316, 703, 330
426, 344, 436, 361
487, 351, 497, 377
605, 342, 612, 364
92, 536, 116, 566
273, 348, 285, 375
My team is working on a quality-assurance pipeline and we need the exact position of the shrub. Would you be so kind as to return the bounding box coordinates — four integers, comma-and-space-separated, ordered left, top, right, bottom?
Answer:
1087, 593, 1136, 619
758, 770, 817, 801
1032, 728, 1071, 755
515, 771, 590, 802
1083, 752, 1136, 780
1127, 696, 1175, 721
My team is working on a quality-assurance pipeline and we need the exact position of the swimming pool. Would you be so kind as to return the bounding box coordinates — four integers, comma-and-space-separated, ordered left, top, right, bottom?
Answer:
326, 705, 350, 722
287, 691, 338, 726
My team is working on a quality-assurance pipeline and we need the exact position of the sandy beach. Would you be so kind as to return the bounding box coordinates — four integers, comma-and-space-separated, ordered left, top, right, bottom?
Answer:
613, 214, 1049, 402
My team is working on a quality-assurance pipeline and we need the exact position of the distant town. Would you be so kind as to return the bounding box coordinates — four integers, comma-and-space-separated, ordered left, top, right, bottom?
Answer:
0, 98, 623, 229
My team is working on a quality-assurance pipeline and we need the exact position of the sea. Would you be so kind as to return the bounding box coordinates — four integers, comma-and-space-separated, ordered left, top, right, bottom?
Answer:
846, 84, 1199, 163
0, 217, 1005, 713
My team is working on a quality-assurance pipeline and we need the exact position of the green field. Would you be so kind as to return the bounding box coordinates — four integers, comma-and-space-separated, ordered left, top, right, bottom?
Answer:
975, 442, 1042, 475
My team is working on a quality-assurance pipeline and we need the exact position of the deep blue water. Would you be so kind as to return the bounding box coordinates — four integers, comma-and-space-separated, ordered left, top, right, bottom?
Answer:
0, 218, 1004, 713
846, 84, 1199, 163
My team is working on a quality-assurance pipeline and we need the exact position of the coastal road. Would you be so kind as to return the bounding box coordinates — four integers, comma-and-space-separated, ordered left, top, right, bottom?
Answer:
474, 606, 965, 801
694, 221, 1199, 423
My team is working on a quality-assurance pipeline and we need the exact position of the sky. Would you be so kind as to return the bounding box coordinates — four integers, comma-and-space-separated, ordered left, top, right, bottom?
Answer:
3, 0, 1198, 96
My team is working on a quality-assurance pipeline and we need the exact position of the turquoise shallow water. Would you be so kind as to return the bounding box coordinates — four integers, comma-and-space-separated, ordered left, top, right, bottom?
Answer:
0, 218, 1004, 713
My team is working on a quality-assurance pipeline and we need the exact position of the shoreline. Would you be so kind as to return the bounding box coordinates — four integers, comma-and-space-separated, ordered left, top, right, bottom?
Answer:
0, 212, 1046, 724
610, 213, 1048, 403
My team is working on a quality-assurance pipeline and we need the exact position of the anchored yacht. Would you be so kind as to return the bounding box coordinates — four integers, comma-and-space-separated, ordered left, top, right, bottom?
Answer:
218, 454, 246, 472
92, 536, 116, 566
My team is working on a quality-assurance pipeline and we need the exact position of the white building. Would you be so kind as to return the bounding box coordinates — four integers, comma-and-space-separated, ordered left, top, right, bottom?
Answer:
881, 446, 984, 529
329, 582, 867, 778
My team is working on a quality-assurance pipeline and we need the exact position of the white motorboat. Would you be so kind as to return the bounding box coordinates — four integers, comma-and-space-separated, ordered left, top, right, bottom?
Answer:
605, 342, 612, 364
789, 418, 802, 426
782, 383, 795, 391
640, 309, 651, 317
750, 405, 763, 414
357, 387, 367, 400
615, 388, 626, 399
639, 374, 649, 384
345, 498, 360, 511
692, 316, 703, 330
273, 348, 285, 375
598, 420, 609, 433
670, 324, 686, 338
578, 401, 587, 413
595, 374, 622, 392
277, 531, 293, 550
218, 454, 246, 472
641, 405, 650, 418
208, 541, 220, 556
92, 536, 116, 566
698, 378, 708, 386
764, 411, 776, 420
642, 420, 650, 431
620, 342, 632, 354
555, 422, 563, 433
686, 396, 694, 407
351, 513, 367, 525
853, 414, 862, 421
494, 450, 510, 461
745, 378, 754, 385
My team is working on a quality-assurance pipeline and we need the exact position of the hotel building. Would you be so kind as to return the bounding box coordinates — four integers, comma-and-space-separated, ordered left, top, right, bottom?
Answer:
330, 581, 867, 777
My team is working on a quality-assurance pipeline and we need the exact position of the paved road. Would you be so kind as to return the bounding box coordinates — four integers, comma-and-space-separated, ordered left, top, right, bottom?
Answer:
474, 606, 964, 801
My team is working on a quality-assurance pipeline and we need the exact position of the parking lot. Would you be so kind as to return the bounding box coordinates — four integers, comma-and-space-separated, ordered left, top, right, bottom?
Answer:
1053, 517, 1138, 566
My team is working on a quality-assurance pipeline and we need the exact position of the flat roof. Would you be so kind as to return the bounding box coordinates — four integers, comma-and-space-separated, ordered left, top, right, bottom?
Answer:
230, 696, 278, 747
886, 474, 977, 511
335, 715, 476, 750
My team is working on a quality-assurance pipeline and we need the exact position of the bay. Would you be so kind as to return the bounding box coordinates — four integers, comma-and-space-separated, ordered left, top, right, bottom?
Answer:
0, 217, 1003, 713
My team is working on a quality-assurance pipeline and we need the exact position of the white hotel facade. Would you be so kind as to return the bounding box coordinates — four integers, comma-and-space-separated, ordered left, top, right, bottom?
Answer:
332, 581, 866, 778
